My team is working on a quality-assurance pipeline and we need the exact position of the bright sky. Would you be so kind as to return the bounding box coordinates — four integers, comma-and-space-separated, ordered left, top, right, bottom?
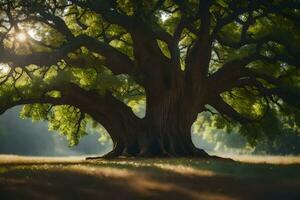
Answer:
160, 11, 171, 22
14, 28, 39, 42
15, 32, 27, 42
0, 29, 40, 75
0, 63, 10, 74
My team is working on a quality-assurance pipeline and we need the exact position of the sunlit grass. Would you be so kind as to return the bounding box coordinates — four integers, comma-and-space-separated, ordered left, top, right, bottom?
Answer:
223, 154, 300, 164
1, 155, 300, 179
0, 155, 85, 164
1, 155, 300, 200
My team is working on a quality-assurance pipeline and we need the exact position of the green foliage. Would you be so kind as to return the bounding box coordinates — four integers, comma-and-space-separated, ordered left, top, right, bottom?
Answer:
48, 106, 87, 146
194, 109, 300, 154
21, 104, 88, 146
0, 0, 299, 149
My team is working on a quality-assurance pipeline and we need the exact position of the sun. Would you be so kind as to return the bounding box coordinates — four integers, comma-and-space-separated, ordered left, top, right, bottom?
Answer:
0, 63, 10, 74
16, 32, 27, 42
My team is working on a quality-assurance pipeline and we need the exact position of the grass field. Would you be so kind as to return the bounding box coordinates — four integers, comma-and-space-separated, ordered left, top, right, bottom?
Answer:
1, 155, 300, 200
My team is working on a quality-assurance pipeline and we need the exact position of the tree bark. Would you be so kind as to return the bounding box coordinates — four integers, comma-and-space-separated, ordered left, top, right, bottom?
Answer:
84, 81, 210, 158
82, 85, 209, 158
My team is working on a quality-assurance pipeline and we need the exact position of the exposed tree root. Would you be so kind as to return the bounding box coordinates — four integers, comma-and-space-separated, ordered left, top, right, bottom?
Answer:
86, 156, 103, 160
85, 147, 234, 162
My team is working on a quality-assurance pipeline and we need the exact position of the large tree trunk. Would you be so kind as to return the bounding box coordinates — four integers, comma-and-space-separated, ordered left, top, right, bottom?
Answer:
96, 111, 209, 158
82, 91, 210, 158
86, 83, 209, 158
132, 88, 207, 157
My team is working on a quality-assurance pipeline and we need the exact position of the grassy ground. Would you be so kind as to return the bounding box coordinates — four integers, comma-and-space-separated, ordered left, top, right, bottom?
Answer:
1, 155, 300, 200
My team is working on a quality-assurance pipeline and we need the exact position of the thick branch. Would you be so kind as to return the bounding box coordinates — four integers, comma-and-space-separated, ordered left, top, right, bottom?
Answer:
0, 82, 141, 141
71, 0, 180, 86
71, 0, 134, 30
0, 34, 135, 75
0, 96, 65, 115
207, 48, 300, 96
208, 54, 262, 94
212, 2, 258, 39
209, 95, 256, 124
185, 1, 212, 90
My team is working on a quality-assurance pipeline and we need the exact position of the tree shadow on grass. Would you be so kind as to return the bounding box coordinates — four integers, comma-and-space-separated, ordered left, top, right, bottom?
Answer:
0, 159, 300, 200
0, 165, 219, 200
90, 159, 300, 200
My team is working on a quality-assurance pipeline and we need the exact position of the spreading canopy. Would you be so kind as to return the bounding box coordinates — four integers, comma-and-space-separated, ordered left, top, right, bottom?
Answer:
0, 0, 299, 150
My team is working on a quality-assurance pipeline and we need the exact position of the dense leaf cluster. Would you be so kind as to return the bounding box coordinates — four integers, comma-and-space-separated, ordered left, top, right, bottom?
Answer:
0, 0, 299, 146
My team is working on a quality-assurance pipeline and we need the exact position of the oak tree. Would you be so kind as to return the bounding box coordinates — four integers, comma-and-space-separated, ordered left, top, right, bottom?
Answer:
0, 0, 299, 157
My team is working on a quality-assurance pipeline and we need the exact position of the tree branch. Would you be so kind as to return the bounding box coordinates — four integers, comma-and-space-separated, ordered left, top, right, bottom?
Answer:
185, 1, 213, 91
209, 95, 256, 124
0, 34, 135, 75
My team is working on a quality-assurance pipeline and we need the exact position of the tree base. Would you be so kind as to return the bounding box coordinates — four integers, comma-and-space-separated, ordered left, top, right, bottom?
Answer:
85, 148, 234, 162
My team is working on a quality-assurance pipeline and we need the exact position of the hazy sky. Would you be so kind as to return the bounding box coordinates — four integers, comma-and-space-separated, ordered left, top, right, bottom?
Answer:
0, 106, 112, 156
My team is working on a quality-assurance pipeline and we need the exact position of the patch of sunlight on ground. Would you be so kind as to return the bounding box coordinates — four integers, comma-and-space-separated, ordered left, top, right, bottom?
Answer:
1, 154, 300, 179
67, 165, 134, 178
153, 164, 216, 177
0, 154, 86, 164
220, 154, 300, 164
1, 154, 300, 164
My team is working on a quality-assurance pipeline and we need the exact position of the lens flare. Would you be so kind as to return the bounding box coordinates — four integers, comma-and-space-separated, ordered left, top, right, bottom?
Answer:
0, 63, 10, 74
16, 32, 27, 42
